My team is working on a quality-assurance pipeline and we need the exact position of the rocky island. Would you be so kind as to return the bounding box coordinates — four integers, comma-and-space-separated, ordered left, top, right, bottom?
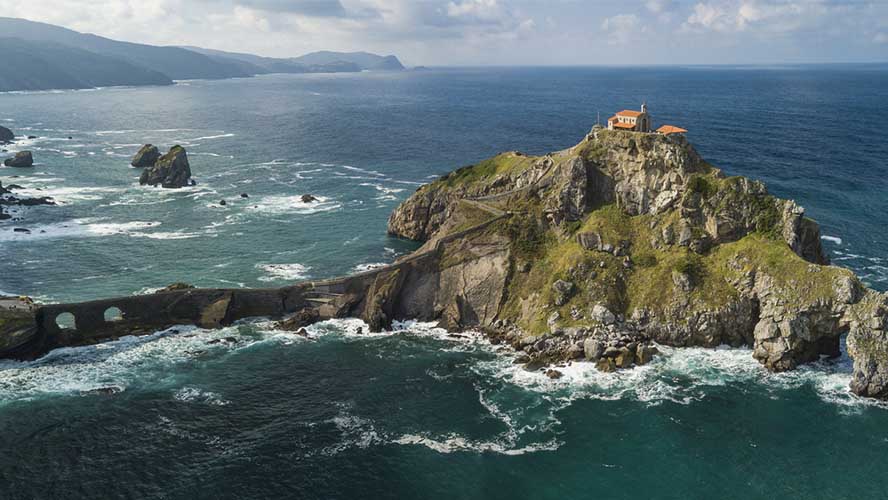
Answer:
2, 127, 887, 399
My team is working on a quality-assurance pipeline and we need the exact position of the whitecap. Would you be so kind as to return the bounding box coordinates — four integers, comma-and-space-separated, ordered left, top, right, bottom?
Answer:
0, 219, 160, 242
352, 262, 388, 273
246, 194, 341, 215
821, 235, 843, 245
392, 433, 559, 455
256, 263, 311, 282
174, 386, 230, 406
187, 133, 235, 141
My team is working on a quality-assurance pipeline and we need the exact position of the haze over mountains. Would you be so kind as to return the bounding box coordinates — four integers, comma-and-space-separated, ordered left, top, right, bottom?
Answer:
0, 17, 404, 92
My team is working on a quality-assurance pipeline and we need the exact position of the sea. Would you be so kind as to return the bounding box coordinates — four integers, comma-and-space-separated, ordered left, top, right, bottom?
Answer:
1, 66, 887, 499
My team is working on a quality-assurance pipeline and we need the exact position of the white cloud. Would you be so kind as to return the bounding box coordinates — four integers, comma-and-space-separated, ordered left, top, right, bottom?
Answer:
601, 13, 645, 45
0, 0, 885, 65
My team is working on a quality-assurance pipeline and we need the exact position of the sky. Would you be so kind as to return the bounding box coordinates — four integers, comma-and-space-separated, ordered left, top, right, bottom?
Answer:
0, 0, 886, 65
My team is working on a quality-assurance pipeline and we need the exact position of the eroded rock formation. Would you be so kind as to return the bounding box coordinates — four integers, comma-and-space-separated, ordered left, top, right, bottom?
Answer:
131, 144, 160, 168
139, 145, 192, 188
4, 151, 34, 168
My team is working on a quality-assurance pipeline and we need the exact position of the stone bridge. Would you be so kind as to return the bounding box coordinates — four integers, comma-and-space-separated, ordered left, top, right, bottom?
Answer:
1, 209, 509, 360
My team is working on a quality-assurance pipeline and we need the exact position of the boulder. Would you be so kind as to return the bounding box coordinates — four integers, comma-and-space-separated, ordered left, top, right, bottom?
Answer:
0, 126, 13, 143
139, 146, 192, 188
615, 347, 635, 368
591, 304, 616, 325
4, 151, 33, 168
301, 194, 319, 203
583, 338, 605, 360
131, 144, 160, 168
552, 279, 574, 306
595, 357, 617, 372
636, 344, 657, 365
576, 232, 601, 251
545, 369, 563, 379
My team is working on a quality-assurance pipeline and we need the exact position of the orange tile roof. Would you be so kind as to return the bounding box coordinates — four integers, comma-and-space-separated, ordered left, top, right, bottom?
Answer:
616, 109, 642, 118
612, 122, 637, 129
607, 115, 619, 122
657, 125, 688, 135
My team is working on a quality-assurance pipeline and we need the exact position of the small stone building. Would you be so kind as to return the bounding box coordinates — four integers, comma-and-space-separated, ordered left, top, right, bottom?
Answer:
607, 104, 651, 132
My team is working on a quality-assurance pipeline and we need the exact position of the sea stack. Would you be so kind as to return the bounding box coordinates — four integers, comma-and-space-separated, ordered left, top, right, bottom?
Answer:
139, 145, 192, 188
0, 126, 13, 144
131, 144, 160, 168
3, 151, 34, 168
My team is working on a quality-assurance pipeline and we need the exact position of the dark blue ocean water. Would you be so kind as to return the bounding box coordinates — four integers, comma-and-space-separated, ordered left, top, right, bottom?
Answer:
1, 67, 888, 499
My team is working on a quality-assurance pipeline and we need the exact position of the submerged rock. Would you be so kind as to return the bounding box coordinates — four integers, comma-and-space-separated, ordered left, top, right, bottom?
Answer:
131, 144, 160, 168
139, 146, 192, 188
4, 151, 33, 168
301, 194, 318, 203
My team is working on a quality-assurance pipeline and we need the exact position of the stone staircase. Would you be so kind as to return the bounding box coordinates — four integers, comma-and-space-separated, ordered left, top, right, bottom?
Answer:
303, 290, 344, 318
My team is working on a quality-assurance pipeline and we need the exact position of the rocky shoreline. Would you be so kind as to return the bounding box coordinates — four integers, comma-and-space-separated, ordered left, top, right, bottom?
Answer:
2, 127, 888, 401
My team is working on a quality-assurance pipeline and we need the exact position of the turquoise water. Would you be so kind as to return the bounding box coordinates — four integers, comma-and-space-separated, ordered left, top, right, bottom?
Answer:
1, 67, 888, 498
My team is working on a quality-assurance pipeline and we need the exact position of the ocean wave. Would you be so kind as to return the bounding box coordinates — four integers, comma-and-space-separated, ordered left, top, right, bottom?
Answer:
0, 327, 203, 401
173, 386, 230, 406
359, 182, 405, 201
821, 235, 843, 245
392, 433, 560, 455
245, 194, 341, 215
256, 263, 311, 282
341, 165, 386, 177
0, 219, 160, 242
352, 262, 388, 273
187, 133, 235, 141
12, 184, 122, 203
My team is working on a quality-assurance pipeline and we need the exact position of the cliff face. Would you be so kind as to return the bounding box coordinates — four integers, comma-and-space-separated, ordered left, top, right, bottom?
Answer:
386, 128, 888, 398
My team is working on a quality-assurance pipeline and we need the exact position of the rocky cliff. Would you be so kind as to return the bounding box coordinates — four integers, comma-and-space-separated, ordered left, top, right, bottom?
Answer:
386, 127, 888, 398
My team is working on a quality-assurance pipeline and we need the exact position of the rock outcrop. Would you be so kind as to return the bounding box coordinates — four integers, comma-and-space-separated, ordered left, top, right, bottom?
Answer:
0, 180, 55, 220
131, 144, 160, 168
139, 145, 192, 188
0, 126, 13, 144
4, 151, 33, 168
5, 127, 888, 401
0, 296, 38, 356
383, 128, 886, 392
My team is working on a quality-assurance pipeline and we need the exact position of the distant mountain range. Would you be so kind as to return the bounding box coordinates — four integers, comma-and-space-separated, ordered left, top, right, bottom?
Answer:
0, 17, 405, 92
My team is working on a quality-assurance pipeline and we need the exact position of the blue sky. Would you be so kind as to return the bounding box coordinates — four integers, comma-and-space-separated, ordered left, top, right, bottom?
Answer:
1, 0, 886, 65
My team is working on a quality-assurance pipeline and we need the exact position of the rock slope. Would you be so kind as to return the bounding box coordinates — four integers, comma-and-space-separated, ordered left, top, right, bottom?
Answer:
386, 127, 888, 398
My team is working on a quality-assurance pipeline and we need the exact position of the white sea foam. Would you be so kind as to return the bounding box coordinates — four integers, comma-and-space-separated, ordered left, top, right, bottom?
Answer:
12, 185, 122, 203
359, 182, 405, 201
0, 219, 160, 242
821, 235, 843, 245
187, 133, 235, 141
174, 386, 230, 406
257, 263, 311, 282
392, 433, 560, 455
0, 327, 217, 401
246, 194, 341, 215
352, 262, 388, 273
